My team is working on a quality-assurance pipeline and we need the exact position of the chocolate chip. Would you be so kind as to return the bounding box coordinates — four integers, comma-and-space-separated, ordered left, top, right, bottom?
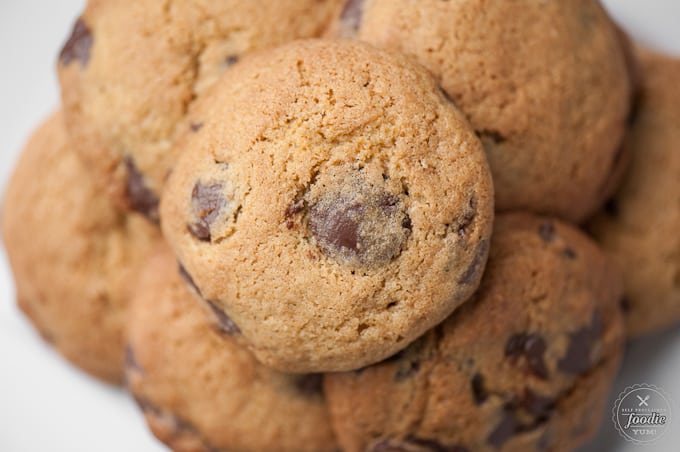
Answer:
487, 412, 520, 448
178, 262, 202, 297
312, 201, 360, 251
293, 374, 323, 397
471, 373, 488, 404
59, 18, 93, 66
521, 389, 555, 420
538, 222, 556, 243
309, 185, 410, 267
205, 300, 241, 335
124, 157, 159, 223
457, 239, 489, 285
225, 55, 239, 67
188, 182, 227, 242
190, 122, 203, 132
558, 311, 603, 375
340, 0, 364, 34
505, 333, 549, 380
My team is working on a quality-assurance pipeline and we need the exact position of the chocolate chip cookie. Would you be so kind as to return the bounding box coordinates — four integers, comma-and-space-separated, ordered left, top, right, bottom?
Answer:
160, 39, 494, 372
329, 0, 633, 222
324, 213, 625, 452
1, 112, 161, 384
589, 50, 680, 337
58, 0, 343, 220
126, 245, 338, 452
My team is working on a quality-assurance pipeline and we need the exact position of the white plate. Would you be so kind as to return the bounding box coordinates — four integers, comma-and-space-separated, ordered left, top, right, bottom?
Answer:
0, 1, 678, 451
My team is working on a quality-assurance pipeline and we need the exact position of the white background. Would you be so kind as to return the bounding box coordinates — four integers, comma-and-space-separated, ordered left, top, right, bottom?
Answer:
0, 1, 678, 451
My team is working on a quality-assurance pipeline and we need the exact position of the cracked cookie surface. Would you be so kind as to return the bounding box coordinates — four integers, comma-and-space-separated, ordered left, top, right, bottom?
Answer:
328, 0, 633, 222
58, 0, 343, 220
160, 39, 494, 372
1, 112, 161, 383
589, 50, 680, 337
126, 246, 338, 452
324, 213, 625, 452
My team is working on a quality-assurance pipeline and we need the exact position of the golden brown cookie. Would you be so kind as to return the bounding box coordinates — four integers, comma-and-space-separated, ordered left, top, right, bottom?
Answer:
1, 112, 161, 383
160, 39, 494, 372
589, 50, 680, 337
126, 245, 338, 452
58, 0, 343, 220
324, 213, 625, 452
329, 0, 633, 222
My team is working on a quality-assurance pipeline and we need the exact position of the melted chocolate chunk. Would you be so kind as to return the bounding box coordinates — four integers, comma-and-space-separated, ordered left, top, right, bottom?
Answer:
188, 181, 227, 241
205, 300, 241, 335
59, 18, 93, 66
293, 374, 323, 397
458, 239, 489, 285
558, 311, 603, 375
190, 122, 204, 132
505, 333, 549, 379
124, 157, 159, 223
538, 222, 556, 243
309, 185, 410, 267
471, 373, 488, 404
178, 262, 202, 297
311, 201, 361, 251
340, 0, 365, 33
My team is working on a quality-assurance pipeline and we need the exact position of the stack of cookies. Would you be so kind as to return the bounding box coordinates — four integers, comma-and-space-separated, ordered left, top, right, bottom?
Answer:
2, 1, 678, 451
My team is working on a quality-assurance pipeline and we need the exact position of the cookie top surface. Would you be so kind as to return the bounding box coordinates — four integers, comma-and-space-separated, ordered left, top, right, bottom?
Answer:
58, 0, 343, 220
324, 213, 625, 452
589, 50, 680, 337
1, 112, 161, 383
126, 246, 338, 452
160, 39, 494, 372
329, 0, 632, 222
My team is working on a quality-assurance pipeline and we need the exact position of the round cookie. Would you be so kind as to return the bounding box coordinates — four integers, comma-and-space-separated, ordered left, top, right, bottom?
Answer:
324, 213, 625, 452
58, 0, 344, 221
126, 245, 338, 452
160, 39, 495, 372
329, 0, 633, 222
589, 50, 680, 337
1, 112, 162, 384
